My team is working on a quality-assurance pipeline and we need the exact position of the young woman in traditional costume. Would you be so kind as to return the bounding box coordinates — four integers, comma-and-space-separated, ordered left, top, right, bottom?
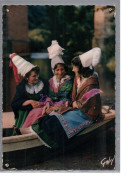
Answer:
22, 40, 73, 129
9, 53, 49, 134
32, 47, 103, 149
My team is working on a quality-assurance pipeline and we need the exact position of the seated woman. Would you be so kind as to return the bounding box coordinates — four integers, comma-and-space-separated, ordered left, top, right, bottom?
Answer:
22, 40, 73, 128
32, 47, 103, 149
9, 53, 49, 135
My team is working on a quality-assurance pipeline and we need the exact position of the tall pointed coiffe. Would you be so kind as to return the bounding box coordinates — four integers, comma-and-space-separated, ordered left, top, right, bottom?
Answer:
9, 53, 37, 85
79, 47, 101, 69
47, 40, 64, 73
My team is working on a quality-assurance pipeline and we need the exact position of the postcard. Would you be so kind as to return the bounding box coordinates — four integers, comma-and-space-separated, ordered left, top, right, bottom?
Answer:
1, 1, 120, 171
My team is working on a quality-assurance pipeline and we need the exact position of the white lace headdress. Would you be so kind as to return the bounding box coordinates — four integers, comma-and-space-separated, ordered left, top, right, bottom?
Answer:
9, 53, 37, 77
47, 40, 64, 73
79, 47, 101, 69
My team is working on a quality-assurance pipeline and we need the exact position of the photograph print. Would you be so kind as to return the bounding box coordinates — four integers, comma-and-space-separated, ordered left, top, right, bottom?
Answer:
2, 5, 116, 171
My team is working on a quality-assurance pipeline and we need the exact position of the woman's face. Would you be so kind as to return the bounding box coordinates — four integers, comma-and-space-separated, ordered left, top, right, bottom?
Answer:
54, 64, 66, 80
72, 65, 80, 77
27, 71, 39, 85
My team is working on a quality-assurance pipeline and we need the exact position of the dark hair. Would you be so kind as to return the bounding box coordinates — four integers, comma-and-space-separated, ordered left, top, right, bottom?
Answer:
53, 63, 68, 72
71, 56, 94, 78
25, 66, 40, 79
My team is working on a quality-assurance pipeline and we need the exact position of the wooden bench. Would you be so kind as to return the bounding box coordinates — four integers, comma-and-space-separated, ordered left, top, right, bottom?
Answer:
2, 110, 115, 153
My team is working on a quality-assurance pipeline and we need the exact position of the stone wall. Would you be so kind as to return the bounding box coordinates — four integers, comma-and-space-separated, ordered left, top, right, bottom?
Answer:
4, 5, 30, 57
93, 5, 115, 50
3, 5, 30, 111
92, 5, 115, 92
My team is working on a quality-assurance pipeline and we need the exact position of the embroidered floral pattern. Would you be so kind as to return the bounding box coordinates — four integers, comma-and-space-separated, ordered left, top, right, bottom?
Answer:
50, 111, 92, 138
49, 75, 71, 94
81, 89, 102, 104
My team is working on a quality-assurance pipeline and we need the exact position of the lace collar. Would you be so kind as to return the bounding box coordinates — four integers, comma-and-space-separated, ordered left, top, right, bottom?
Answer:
25, 79, 44, 94
52, 75, 71, 89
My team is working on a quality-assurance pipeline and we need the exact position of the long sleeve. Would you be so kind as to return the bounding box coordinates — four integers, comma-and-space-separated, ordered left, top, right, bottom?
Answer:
11, 92, 33, 112
75, 76, 103, 121
11, 81, 33, 118
76, 87, 102, 121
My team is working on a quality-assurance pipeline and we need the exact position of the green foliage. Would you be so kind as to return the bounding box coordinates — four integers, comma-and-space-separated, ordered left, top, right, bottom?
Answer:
28, 6, 46, 30
28, 5, 94, 62
28, 5, 115, 89
106, 57, 115, 72
28, 29, 51, 52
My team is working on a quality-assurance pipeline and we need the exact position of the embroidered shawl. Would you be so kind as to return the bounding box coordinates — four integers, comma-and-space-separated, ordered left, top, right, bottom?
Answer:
48, 75, 73, 102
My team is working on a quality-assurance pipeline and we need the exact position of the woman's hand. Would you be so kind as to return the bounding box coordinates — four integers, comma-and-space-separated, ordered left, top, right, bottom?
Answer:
42, 105, 61, 115
42, 103, 50, 115
65, 101, 69, 107
42, 106, 56, 115
22, 100, 41, 108
42, 105, 47, 115
72, 101, 78, 109
30, 100, 42, 108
